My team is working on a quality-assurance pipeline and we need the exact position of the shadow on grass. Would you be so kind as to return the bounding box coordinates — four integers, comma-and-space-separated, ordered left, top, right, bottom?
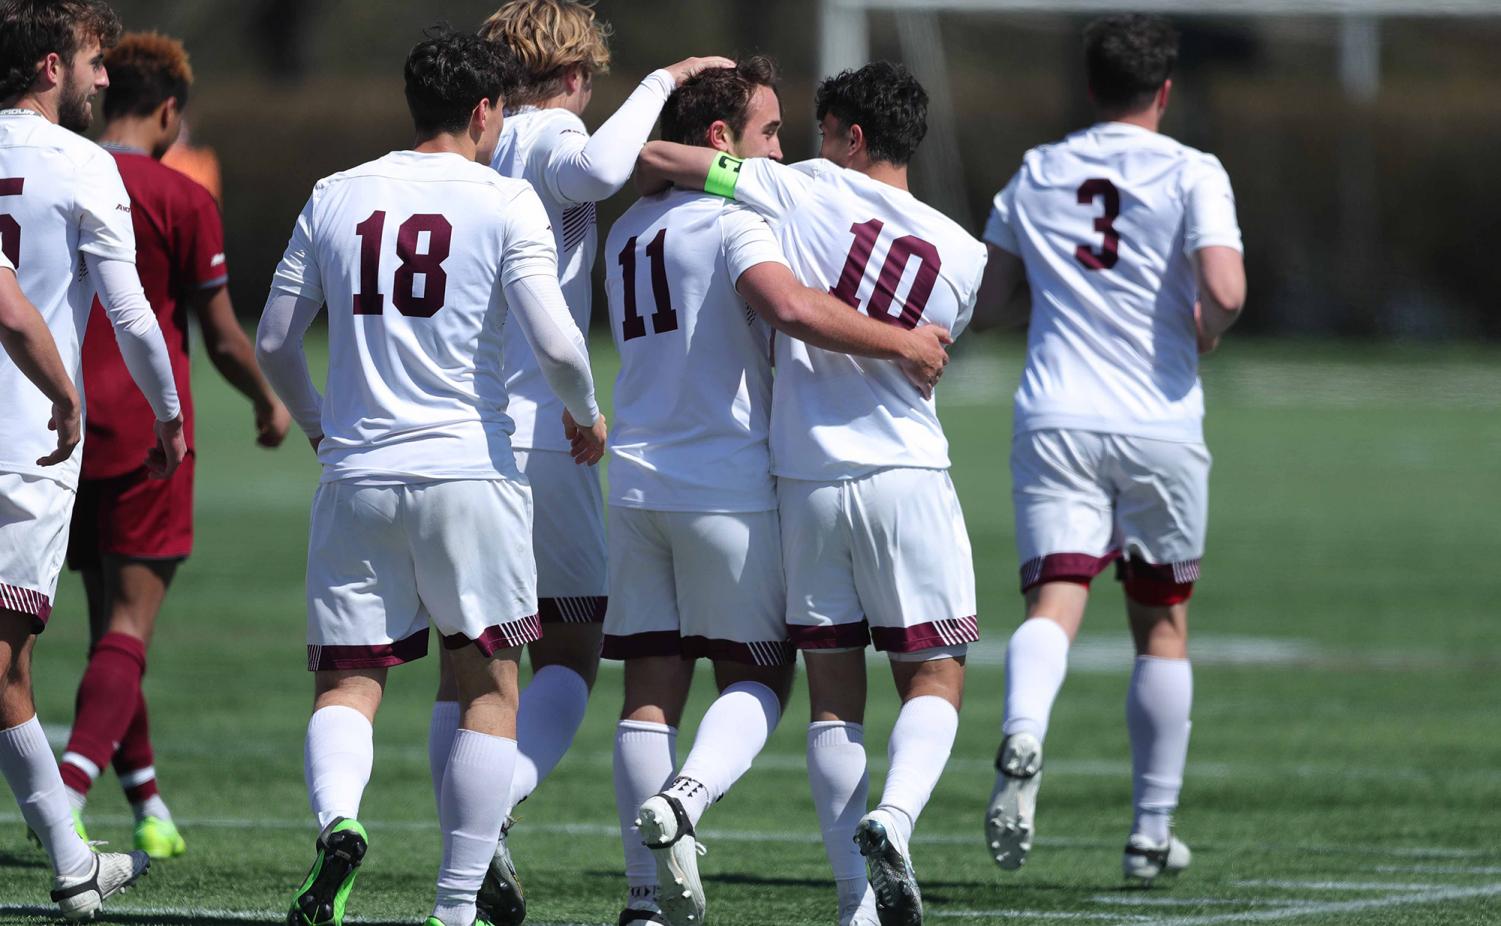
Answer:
0, 848, 49, 870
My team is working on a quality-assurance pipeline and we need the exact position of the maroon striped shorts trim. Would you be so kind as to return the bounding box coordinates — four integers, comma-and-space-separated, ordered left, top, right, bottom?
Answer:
870, 615, 980, 653
1115, 557, 1202, 585
539, 595, 607, 625
442, 613, 543, 657
307, 629, 429, 671
0, 581, 52, 631
787, 620, 873, 651
601, 630, 682, 661
681, 635, 796, 668
1019, 551, 1121, 593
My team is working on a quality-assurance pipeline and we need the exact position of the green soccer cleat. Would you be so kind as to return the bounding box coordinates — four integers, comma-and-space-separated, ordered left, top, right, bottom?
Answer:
134, 816, 186, 859
73, 809, 89, 843
288, 817, 368, 926
424, 918, 495, 926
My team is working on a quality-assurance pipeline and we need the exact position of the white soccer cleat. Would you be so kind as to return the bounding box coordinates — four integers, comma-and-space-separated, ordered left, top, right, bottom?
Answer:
1122, 832, 1191, 883
636, 794, 706, 926
854, 811, 922, 926
51, 850, 150, 921
985, 732, 1043, 870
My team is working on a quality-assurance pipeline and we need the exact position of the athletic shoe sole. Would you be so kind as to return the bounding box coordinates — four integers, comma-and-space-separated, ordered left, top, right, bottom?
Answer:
985, 733, 1043, 870
288, 821, 367, 926
1123, 835, 1191, 884
855, 818, 922, 926
636, 796, 705, 925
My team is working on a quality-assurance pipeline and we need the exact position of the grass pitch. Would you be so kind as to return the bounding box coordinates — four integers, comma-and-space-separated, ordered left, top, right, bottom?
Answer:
2, 334, 1498, 925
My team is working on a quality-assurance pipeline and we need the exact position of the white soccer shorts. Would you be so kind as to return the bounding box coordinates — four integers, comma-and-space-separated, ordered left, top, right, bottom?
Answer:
0, 471, 75, 631
603, 506, 791, 667
780, 467, 979, 654
514, 449, 607, 624
305, 478, 540, 671
1011, 428, 1210, 603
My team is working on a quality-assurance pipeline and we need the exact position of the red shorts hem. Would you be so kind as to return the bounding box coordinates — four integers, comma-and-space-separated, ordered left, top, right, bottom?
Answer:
442, 614, 542, 657
307, 629, 429, 671
1117, 558, 1200, 606
1019, 551, 1120, 594
539, 595, 607, 624
602, 630, 683, 661
788, 620, 871, 651
871, 616, 980, 653
681, 635, 795, 667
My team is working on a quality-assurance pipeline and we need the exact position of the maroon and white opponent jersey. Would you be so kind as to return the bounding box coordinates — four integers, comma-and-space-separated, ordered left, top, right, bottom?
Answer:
604, 190, 786, 513
730, 158, 986, 481
986, 122, 1242, 442
0, 110, 136, 489
271, 150, 557, 483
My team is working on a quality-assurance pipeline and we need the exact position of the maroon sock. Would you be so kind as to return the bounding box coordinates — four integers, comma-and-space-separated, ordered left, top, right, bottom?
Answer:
113, 692, 160, 804
60, 632, 146, 796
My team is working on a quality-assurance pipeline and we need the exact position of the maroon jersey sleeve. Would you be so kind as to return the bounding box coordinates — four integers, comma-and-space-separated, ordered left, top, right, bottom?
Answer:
176, 180, 227, 290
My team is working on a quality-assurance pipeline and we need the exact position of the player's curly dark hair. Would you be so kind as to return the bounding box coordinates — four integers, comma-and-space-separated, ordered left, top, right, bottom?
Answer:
815, 61, 927, 167
404, 26, 524, 138
660, 55, 779, 148
102, 32, 192, 120
0, 0, 122, 104
1084, 14, 1179, 112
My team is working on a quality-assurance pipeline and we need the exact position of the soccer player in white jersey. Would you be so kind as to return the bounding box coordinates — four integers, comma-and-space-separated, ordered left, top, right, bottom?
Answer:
639, 61, 986, 926
0, 0, 188, 918
256, 31, 605, 926
975, 14, 1246, 884
605, 60, 951, 926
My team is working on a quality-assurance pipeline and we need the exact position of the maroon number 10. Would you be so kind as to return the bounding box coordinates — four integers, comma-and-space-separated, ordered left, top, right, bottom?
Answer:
829, 218, 941, 329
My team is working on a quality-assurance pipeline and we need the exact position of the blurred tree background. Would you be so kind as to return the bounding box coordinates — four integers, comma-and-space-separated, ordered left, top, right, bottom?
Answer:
102, 0, 1501, 339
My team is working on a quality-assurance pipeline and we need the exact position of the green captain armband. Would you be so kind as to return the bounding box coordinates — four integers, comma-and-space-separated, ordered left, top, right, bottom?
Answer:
704, 153, 744, 199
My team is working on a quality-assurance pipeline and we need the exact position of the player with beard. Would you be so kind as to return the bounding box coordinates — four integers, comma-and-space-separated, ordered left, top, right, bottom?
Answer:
0, 0, 187, 917
55, 31, 291, 861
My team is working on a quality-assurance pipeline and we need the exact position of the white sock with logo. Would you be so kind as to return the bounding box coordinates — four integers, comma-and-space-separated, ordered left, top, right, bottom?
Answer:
433, 730, 516, 926
614, 719, 678, 902
303, 705, 373, 830
1003, 618, 1071, 741
668, 681, 782, 827
0, 717, 94, 878
807, 721, 869, 912
1126, 656, 1193, 844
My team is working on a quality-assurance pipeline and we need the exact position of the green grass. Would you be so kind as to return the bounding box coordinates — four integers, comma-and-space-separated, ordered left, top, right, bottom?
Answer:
3, 334, 1499, 925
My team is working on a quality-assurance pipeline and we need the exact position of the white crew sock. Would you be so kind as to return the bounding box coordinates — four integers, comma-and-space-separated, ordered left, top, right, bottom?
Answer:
1003, 617, 1071, 741
133, 793, 171, 823
614, 719, 678, 896
668, 681, 781, 826
304, 705, 374, 830
807, 721, 869, 910
433, 730, 516, 926
509, 665, 590, 810
877, 695, 959, 846
428, 700, 460, 808
0, 717, 94, 877
1126, 656, 1193, 844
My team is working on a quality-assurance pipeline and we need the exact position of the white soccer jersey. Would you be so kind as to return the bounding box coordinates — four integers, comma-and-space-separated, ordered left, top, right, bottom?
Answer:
985, 121, 1243, 442
604, 190, 786, 512
730, 158, 986, 481
271, 150, 556, 483
491, 108, 598, 451
0, 110, 135, 489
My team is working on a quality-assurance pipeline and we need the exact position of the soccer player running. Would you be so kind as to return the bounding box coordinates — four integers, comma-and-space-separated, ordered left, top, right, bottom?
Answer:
428, 3, 730, 920
975, 14, 1246, 884
605, 61, 951, 926
58, 31, 291, 860
638, 62, 986, 926
0, 0, 188, 917
257, 30, 605, 926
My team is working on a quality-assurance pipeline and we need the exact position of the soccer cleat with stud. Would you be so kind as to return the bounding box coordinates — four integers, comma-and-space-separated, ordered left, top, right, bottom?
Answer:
51, 850, 150, 922
617, 907, 671, 926
288, 817, 368, 926
636, 794, 706, 925
476, 815, 525, 925
134, 816, 186, 859
1123, 833, 1191, 883
984, 732, 1043, 871
855, 814, 922, 926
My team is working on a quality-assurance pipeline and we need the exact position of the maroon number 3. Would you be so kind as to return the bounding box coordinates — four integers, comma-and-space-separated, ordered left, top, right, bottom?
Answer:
829, 219, 941, 329
1074, 178, 1121, 271
617, 228, 679, 341
352, 210, 453, 317
0, 177, 24, 268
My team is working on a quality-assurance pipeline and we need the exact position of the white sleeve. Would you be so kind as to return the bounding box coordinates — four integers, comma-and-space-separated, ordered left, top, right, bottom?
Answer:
1183, 158, 1243, 255
546, 70, 675, 205
86, 254, 179, 421
732, 158, 820, 226
76, 148, 135, 262
255, 289, 325, 438
271, 192, 325, 303
720, 204, 789, 285
983, 172, 1022, 254
504, 275, 598, 427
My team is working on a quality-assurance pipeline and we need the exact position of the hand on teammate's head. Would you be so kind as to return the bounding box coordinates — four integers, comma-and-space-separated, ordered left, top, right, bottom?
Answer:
663, 56, 737, 87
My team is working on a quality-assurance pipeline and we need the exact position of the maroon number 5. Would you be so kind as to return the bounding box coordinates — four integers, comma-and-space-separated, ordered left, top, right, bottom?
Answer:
1074, 178, 1121, 271
829, 218, 941, 329
617, 228, 679, 341
352, 210, 453, 317
0, 177, 23, 268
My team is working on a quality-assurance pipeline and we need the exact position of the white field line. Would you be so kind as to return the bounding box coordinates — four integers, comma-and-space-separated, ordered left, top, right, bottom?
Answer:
1375, 863, 1501, 875
931, 912, 1151, 922
0, 907, 606, 926
1231, 879, 1443, 891
1090, 896, 1309, 908
1095, 881, 1501, 926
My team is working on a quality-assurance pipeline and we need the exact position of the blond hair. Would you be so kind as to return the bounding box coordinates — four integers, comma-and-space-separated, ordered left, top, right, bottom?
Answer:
480, 0, 611, 106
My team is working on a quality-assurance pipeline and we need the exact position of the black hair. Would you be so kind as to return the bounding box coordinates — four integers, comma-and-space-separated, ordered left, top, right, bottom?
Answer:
404, 26, 522, 137
660, 55, 778, 147
0, 0, 122, 103
1084, 14, 1179, 112
815, 61, 927, 166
